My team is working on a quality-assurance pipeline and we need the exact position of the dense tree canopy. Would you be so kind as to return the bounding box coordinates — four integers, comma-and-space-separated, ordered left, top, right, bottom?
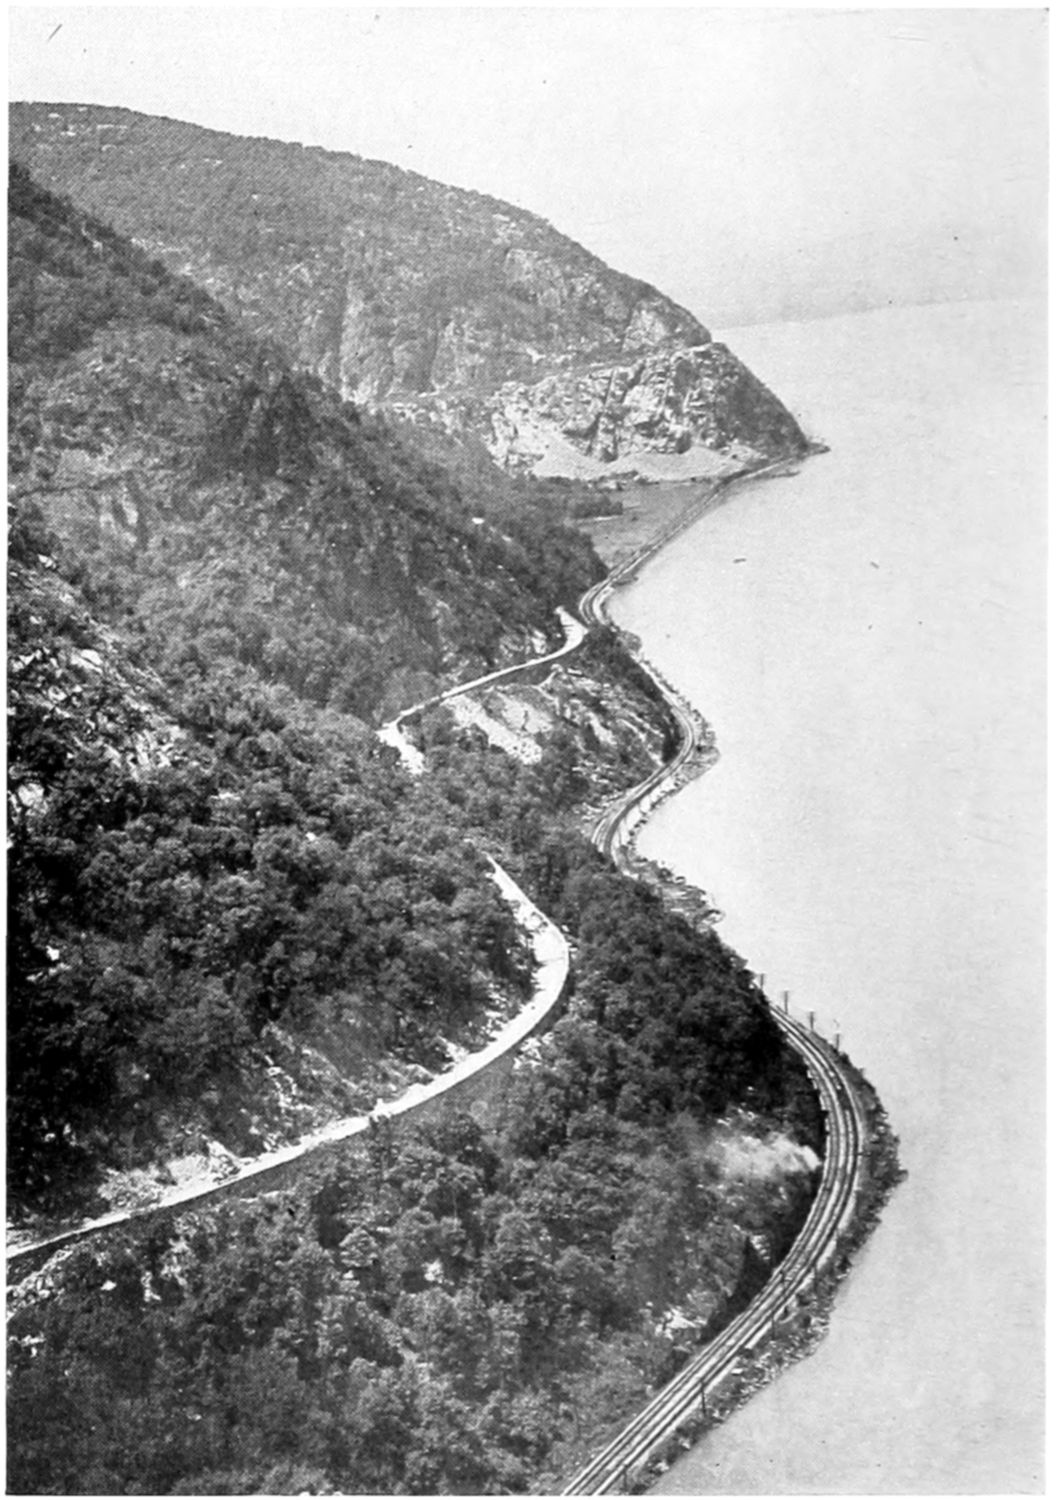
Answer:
8, 505, 535, 1208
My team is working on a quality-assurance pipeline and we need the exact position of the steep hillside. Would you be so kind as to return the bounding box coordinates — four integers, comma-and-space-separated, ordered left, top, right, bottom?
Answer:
8, 162, 599, 724
10, 102, 810, 477
8, 497, 546, 1209
6, 162, 604, 1209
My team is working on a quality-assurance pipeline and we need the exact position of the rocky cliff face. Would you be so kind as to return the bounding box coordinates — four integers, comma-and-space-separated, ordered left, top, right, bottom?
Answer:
420, 340, 808, 478
11, 102, 810, 479
8, 163, 599, 725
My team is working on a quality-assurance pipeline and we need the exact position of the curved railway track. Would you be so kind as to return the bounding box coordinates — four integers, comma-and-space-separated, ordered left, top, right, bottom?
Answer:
561, 1010, 866, 1493
565, 500, 870, 1492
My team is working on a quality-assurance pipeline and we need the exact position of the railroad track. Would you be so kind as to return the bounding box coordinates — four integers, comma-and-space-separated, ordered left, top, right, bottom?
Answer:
587, 689, 698, 869
561, 1010, 866, 1493
582, 550, 701, 871
565, 496, 870, 1492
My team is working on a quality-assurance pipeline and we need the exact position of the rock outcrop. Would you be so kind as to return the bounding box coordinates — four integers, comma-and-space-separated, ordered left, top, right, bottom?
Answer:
8, 162, 600, 726
489, 340, 806, 474
11, 102, 810, 479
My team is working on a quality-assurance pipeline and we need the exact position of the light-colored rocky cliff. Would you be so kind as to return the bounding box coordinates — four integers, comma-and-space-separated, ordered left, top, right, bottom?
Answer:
11, 102, 810, 480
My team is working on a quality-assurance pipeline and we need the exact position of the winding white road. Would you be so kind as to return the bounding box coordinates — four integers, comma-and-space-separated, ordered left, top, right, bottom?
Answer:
6, 854, 570, 1272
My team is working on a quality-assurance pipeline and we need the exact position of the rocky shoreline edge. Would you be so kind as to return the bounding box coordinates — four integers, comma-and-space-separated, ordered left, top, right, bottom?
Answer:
634, 1071, 904, 1493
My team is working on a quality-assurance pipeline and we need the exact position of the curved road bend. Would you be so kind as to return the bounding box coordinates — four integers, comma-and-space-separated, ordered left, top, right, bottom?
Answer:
11, 612, 594, 1272
377, 605, 587, 772
7, 883, 569, 1273
4, 483, 761, 1271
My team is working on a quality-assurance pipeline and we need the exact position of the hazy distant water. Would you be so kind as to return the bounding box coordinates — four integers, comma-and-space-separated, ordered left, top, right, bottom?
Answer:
613, 302, 1046, 1493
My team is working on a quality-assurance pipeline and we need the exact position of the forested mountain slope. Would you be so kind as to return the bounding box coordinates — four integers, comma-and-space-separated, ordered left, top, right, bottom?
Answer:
6, 162, 598, 1211
8, 162, 598, 722
10, 102, 810, 476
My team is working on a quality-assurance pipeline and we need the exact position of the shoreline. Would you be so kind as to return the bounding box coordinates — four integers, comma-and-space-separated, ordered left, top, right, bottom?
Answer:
580, 453, 810, 579
562, 450, 904, 1493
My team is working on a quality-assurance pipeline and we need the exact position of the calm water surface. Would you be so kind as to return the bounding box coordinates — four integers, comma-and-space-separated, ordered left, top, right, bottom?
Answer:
615, 302, 1046, 1493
